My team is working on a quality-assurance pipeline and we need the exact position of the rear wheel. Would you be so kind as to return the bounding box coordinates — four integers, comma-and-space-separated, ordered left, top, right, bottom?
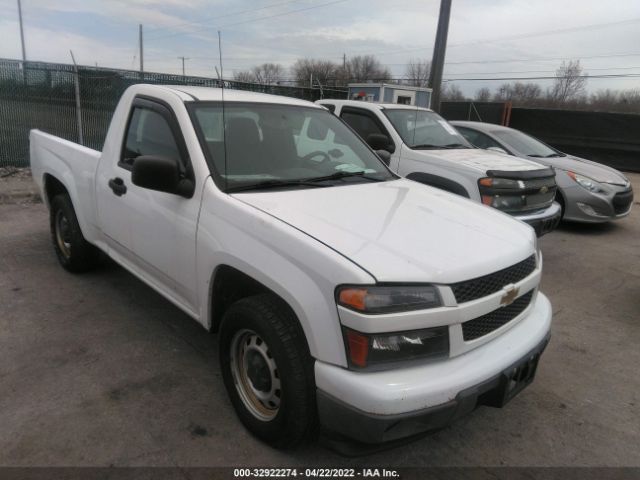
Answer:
219, 294, 317, 448
50, 194, 101, 272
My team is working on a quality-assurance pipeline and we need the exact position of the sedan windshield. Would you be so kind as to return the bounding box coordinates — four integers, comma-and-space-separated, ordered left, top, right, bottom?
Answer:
494, 130, 565, 158
384, 109, 471, 150
189, 102, 394, 192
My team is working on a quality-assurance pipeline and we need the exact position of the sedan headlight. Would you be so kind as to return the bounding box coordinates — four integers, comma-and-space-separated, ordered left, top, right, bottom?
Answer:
337, 285, 442, 314
568, 171, 604, 193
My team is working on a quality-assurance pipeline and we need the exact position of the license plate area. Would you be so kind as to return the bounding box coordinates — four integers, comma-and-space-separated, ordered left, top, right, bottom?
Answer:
479, 352, 541, 408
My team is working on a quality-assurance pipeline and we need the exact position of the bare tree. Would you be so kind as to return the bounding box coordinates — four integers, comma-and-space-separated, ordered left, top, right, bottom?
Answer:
618, 88, 640, 112
474, 87, 492, 102
291, 59, 339, 87
405, 58, 431, 87
549, 60, 587, 104
441, 83, 466, 101
251, 63, 285, 85
340, 55, 391, 83
233, 70, 255, 83
589, 89, 619, 111
493, 82, 542, 105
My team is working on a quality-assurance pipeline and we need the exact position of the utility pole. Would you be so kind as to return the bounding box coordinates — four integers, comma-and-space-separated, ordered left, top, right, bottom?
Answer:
139, 24, 144, 74
17, 0, 27, 62
428, 0, 452, 113
178, 56, 189, 76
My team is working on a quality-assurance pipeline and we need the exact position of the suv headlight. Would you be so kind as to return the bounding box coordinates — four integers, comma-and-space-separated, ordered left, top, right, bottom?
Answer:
337, 285, 442, 314
568, 171, 604, 193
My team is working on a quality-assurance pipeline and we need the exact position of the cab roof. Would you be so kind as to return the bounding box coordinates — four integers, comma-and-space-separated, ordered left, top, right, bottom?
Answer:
133, 84, 322, 108
317, 99, 434, 112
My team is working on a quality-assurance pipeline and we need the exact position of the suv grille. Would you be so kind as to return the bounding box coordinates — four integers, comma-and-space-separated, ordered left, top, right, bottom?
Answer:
462, 290, 534, 341
451, 255, 536, 304
612, 190, 633, 215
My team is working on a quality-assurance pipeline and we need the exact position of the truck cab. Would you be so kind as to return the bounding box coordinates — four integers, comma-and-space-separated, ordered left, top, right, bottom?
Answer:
316, 100, 561, 236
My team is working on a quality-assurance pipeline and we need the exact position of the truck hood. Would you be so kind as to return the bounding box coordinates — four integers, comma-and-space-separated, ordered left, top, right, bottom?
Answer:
233, 178, 535, 284
538, 154, 630, 186
411, 148, 546, 174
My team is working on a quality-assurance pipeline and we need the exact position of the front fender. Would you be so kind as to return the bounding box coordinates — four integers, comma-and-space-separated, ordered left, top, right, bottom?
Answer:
195, 179, 374, 367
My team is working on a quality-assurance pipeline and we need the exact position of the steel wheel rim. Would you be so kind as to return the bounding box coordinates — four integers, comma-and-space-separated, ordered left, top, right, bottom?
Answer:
55, 210, 72, 258
230, 329, 281, 421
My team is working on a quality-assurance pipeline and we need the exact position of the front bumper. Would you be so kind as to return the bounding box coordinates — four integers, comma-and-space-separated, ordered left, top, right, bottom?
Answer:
562, 184, 633, 223
315, 293, 552, 444
514, 202, 562, 236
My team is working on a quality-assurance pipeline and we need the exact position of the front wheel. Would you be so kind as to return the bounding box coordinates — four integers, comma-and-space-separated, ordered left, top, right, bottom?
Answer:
219, 294, 317, 448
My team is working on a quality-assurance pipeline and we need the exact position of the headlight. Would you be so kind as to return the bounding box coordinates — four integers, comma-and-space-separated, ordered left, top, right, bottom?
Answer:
481, 194, 525, 211
337, 285, 442, 314
343, 326, 449, 369
479, 177, 523, 189
567, 171, 604, 193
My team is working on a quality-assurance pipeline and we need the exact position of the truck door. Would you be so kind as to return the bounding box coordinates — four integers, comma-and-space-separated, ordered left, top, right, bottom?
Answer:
95, 97, 199, 315
338, 107, 400, 170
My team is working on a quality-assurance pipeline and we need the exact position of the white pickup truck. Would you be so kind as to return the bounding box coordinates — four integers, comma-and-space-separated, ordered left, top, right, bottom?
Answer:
316, 100, 562, 237
31, 85, 552, 448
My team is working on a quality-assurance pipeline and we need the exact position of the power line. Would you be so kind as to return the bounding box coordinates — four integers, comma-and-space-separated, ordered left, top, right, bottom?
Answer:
443, 74, 640, 82
148, 0, 351, 41
145, 0, 306, 36
332, 18, 640, 60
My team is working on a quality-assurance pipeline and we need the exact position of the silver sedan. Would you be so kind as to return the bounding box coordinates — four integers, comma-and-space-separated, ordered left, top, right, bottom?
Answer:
451, 121, 634, 223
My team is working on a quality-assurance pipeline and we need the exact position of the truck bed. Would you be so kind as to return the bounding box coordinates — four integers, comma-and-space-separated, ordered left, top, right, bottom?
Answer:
29, 130, 102, 244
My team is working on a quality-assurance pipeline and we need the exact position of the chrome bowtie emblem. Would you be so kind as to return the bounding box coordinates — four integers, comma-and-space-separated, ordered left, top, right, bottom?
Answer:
500, 284, 519, 306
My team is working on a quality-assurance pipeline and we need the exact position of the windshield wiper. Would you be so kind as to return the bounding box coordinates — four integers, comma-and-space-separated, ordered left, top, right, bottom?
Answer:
443, 143, 469, 149
411, 143, 445, 150
227, 179, 331, 193
544, 153, 565, 158
411, 143, 466, 150
306, 170, 386, 183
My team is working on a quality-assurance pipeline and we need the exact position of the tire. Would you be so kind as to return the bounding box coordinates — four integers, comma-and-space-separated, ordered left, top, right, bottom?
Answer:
219, 293, 317, 448
50, 194, 101, 273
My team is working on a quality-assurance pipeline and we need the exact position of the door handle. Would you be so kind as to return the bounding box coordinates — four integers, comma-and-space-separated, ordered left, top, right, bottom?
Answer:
108, 177, 127, 196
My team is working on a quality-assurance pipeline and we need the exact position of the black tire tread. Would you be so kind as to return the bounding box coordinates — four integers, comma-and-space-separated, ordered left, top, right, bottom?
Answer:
219, 293, 317, 448
50, 194, 101, 273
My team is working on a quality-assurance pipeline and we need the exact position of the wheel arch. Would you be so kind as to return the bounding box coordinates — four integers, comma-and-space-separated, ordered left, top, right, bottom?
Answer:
208, 265, 311, 357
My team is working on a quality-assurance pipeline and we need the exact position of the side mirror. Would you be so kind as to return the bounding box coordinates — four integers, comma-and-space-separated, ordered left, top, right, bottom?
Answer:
367, 133, 396, 154
376, 150, 391, 166
486, 146, 508, 155
132, 155, 194, 197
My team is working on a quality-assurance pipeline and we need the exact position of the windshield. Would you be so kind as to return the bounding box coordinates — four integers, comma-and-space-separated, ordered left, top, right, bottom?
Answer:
189, 102, 394, 191
493, 130, 564, 158
384, 109, 471, 150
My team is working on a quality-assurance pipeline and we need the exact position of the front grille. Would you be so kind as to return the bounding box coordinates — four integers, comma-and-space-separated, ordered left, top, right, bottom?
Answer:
612, 190, 633, 215
462, 290, 534, 341
450, 255, 536, 304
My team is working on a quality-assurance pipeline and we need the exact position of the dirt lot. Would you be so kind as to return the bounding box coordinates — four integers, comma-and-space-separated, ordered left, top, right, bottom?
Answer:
0, 175, 639, 468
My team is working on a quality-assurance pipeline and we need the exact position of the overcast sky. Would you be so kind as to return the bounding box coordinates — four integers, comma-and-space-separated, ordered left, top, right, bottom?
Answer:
0, 0, 639, 95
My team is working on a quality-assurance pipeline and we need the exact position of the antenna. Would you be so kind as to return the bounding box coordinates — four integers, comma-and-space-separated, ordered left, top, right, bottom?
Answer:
218, 30, 228, 191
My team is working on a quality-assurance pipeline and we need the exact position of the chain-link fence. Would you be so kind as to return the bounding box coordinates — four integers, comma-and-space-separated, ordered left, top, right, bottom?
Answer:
0, 58, 348, 167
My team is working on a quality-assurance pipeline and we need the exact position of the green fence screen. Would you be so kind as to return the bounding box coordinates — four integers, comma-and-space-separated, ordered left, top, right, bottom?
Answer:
0, 58, 347, 167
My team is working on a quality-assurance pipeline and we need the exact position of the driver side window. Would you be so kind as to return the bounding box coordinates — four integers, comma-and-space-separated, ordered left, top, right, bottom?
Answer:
122, 107, 182, 169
